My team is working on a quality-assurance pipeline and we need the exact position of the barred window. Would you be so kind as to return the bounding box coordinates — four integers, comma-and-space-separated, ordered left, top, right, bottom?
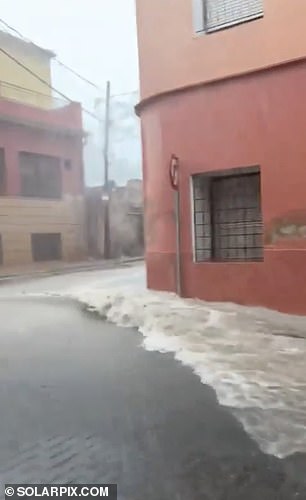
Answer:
192, 168, 263, 262
193, 0, 263, 33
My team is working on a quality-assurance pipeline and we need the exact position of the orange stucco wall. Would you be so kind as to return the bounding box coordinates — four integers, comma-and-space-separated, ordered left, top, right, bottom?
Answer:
136, 0, 306, 99
141, 60, 306, 315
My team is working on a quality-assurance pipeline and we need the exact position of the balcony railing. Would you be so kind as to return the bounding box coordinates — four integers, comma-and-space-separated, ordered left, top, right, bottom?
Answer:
0, 80, 69, 110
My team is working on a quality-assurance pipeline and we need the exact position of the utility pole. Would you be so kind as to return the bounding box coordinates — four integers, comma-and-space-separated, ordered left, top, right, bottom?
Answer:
103, 80, 111, 259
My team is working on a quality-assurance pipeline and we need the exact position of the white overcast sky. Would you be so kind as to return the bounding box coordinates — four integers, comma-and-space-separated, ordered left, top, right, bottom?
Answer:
0, 0, 139, 97
0, 0, 141, 185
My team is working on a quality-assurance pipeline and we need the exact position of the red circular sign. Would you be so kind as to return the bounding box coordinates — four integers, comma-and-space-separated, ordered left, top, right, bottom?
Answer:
169, 154, 179, 190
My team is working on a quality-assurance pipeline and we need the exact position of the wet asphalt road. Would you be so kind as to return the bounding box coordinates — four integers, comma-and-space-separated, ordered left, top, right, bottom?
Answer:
0, 292, 306, 499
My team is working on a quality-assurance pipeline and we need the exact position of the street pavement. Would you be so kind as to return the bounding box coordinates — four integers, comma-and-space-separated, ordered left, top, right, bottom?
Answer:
0, 267, 306, 499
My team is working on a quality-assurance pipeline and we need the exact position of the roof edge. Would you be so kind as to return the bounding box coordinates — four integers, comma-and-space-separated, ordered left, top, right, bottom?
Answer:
0, 30, 56, 59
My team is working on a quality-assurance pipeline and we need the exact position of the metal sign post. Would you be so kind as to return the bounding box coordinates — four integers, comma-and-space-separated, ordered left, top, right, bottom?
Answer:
174, 188, 182, 296
169, 154, 182, 296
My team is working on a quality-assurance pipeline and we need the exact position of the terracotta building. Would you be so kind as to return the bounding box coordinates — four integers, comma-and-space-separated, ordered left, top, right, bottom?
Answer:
0, 31, 86, 266
136, 0, 306, 315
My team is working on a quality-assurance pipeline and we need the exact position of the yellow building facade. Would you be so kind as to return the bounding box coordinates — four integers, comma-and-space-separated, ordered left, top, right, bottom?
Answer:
0, 30, 54, 108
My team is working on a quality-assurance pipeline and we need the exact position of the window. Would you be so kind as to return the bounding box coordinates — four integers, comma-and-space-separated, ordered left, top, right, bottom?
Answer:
19, 152, 62, 199
192, 168, 263, 262
193, 0, 263, 33
64, 159, 72, 171
31, 233, 62, 262
193, 0, 205, 33
0, 149, 6, 195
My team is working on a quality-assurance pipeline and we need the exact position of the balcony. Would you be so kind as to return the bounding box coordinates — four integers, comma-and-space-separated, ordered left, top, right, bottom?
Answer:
0, 80, 83, 136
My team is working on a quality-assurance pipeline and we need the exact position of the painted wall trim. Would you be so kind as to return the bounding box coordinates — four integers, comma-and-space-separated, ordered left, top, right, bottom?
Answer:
0, 114, 84, 137
135, 55, 306, 116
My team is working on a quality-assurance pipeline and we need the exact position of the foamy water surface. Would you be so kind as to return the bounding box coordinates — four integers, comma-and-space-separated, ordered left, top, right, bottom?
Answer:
11, 264, 306, 459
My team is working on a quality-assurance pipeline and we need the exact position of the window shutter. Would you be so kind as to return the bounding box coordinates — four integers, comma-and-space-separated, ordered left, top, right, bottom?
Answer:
193, 0, 205, 33
205, 0, 263, 32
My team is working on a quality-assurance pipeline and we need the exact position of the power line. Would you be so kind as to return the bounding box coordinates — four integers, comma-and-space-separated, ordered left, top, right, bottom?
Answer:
0, 18, 138, 99
0, 17, 102, 91
0, 18, 31, 42
55, 60, 102, 91
111, 90, 139, 98
0, 47, 71, 101
0, 46, 100, 121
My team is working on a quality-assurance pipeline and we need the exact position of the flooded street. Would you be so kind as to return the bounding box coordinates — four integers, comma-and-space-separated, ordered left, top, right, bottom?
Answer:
38, 263, 306, 459
0, 265, 306, 498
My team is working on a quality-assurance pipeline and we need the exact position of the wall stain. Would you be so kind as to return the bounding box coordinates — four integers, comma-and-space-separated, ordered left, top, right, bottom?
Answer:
265, 210, 306, 244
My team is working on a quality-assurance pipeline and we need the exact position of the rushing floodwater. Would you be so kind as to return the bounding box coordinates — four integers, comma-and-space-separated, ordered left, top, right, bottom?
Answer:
3, 264, 306, 458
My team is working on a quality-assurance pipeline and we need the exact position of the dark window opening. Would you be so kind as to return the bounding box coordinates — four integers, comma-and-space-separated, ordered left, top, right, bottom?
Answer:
31, 233, 62, 262
19, 152, 62, 199
64, 159, 72, 171
193, 168, 263, 262
0, 149, 6, 195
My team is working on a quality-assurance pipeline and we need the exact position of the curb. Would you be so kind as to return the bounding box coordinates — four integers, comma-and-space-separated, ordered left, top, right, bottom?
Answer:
0, 257, 144, 285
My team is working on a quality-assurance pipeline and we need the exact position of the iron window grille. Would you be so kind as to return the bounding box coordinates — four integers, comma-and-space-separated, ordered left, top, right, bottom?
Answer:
193, 168, 263, 262
193, 0, 264, 33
